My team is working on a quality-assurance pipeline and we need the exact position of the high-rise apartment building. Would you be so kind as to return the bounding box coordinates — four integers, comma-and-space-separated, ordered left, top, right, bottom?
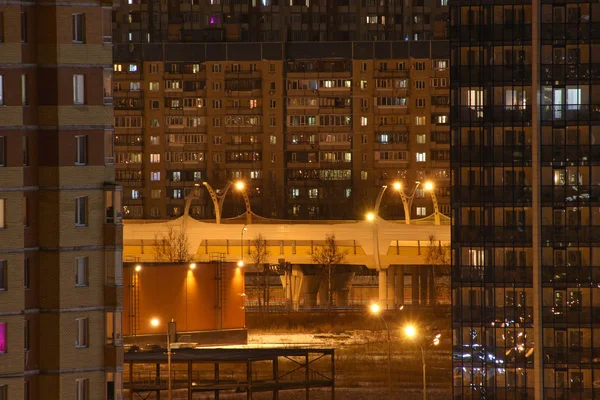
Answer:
451, 0, 600, 398
113, 0, 449, 44
113, 41, 451, 220
0, 1, 123, 399
111, 2, 451, 221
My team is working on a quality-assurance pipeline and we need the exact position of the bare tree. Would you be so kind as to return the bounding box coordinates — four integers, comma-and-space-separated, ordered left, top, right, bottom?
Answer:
312, 234, 348, 310
153, 225, 192, 262
249, 233, 270, 312
423, 234, 451, 305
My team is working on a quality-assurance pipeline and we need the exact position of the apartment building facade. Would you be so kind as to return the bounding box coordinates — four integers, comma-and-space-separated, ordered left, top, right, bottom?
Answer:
451, 0, 600, 398
112, 0, 449, 44
0, 1, 123, 399
113, 41, 451, 220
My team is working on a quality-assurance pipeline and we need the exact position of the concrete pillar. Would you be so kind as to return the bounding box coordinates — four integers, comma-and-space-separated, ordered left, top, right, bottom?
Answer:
333, 272, 355, 307
318, 281, 328, 306
301, 275, 321, 307
420, 268, 429, 306
395, 266, 404, 307
386, 266, 396, 310
412, 267, 420, 306
378, 270, 387, 306
279, 269, 305, 311
428, 267, 436, 305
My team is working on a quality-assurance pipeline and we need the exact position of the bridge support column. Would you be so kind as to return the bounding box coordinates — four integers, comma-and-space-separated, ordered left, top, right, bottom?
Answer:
386, 267, 396, 310
302, 275, 321, 307
333, 272, 355, 307
395, 266, 405, 307
378, 270, 387, 307
412, 267, 420, 305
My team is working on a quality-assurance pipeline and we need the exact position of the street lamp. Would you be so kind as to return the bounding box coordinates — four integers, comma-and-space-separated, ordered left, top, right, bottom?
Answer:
369, 304, 392, 400
403, 324, 440, 400
135, 265, 142, 272
423, 181, 440, 226
240, 225, 248, 266
189, 263, 196, 270
151, 318, 174, 400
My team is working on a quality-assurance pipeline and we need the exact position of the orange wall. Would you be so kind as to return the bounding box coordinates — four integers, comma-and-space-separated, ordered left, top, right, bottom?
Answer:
123, 263, 245, 335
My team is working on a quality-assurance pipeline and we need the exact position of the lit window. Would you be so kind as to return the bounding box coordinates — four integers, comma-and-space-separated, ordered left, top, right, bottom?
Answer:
361, 117, 368, 126
150, 154, 160, 163
567, 88, 581, 110
415, 116, 426, 126
416, 152, 427, 162
75, 318, 89, 348
361, 171, 368, 180
149, 82, 159, 91
75, 257, 88, 287
75, 197, 87, 226
150, 172, 160, 181
269, 135, 276, 144
416, 206, 426, 216
416, 134, 427, 144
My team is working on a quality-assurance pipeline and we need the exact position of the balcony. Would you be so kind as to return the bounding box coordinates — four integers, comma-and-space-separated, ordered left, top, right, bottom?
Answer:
104, 284, 124, 309
104, 345, 124, 368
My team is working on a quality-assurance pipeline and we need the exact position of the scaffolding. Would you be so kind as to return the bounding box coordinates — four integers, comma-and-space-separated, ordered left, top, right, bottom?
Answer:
124, 347, 335, 400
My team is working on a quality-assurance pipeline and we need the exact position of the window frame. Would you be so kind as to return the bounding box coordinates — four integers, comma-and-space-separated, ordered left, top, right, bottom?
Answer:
75, 318, 89, 348
72, 13, 85, 43
0, 260, 6, 291
73, 74, 85, 105
75, 257, 88, 287
75, 197, 88, 227
75, 135, 87, 165
76, 378, 89, 400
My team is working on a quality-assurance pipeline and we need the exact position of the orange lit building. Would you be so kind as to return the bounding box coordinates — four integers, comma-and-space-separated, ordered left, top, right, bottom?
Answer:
123, 261, 246, 345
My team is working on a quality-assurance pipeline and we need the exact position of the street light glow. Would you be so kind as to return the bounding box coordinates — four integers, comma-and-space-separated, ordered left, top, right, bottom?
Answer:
151, 318, 160, 327
235, 181, 245, 190
189, 263, 196, 270
366, 212, 375, 222
237, 260, 245, 268
392, 181, 402, 191
404, 324, 417, 338
370, 303, 381, 314
424, 181, 434, 191
135, 265, 142, 272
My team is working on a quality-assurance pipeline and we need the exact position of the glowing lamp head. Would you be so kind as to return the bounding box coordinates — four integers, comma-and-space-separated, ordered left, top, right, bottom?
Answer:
135, 265, 142, 272
235, 181, 245, 191
366, 212, 375, 222
370, 303, 381, 314
150, 318, 160, 327
392, 181, 402, 191
404, 324, 417, 339
189, 263, 196, 270
237, 260, 245, 268
424, 181, 434, 191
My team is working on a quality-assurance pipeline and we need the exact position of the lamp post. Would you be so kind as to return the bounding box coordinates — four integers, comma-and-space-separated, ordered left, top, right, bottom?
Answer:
403, 324, 440, 400
423, 181, 440, 225
369, 304, 392, 400
240, 225, 248, 266
183, 180, 250, 224
151, 318, 173, 400
393, 181, 422, 225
